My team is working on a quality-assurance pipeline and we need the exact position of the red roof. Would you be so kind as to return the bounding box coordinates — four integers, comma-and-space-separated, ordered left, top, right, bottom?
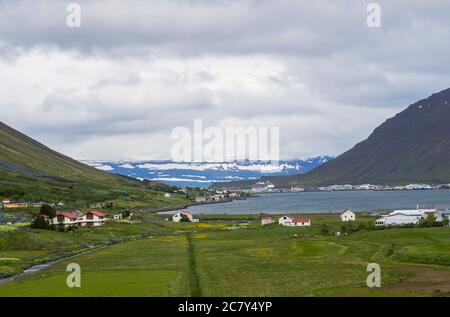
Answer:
262, 216, 272, 220
60, 212, 78, 220
87, 210, 106, 217
291, 217, 310, 223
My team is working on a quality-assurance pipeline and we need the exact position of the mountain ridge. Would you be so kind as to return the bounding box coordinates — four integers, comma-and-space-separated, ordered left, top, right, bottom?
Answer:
84, 157, 333, 188
212, 88, 450, 189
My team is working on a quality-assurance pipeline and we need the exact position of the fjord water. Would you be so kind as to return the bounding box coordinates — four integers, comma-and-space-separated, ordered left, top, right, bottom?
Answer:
187, 190, 450, 214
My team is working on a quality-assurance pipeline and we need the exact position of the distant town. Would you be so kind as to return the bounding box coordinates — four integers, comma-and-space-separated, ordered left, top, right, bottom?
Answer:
248, 181, 450, 193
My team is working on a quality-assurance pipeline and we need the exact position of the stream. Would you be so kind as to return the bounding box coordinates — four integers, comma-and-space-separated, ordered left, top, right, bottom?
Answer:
0, 246, 109, 286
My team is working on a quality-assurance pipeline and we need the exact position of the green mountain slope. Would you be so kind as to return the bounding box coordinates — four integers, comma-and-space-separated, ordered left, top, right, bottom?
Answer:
0, 122, 123, 183
0, 122, 190, 208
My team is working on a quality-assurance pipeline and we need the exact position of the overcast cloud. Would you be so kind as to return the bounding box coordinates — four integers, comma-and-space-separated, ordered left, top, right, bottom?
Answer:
1, 0, 449, 160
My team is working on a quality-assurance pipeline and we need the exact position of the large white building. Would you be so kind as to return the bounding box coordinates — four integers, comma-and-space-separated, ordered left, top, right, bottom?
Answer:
375, 209, 440, 226
340, 209, 356, 222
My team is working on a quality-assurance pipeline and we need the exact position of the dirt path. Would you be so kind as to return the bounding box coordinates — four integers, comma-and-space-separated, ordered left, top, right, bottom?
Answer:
186, 233, 202, 297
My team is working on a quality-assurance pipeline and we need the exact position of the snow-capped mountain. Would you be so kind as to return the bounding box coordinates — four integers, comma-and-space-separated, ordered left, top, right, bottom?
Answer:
83, 157, 333, 188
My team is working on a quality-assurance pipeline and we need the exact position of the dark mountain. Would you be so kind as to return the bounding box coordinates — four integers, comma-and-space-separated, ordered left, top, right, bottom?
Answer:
213, 88, 450, 189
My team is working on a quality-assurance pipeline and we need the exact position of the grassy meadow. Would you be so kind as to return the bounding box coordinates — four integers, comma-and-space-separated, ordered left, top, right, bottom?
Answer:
0, 213, 450, 296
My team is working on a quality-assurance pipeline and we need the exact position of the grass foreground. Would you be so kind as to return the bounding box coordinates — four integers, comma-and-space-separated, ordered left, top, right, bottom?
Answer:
1, 213, 450, 296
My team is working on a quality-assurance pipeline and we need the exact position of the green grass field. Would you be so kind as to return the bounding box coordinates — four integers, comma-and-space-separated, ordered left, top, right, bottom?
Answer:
1, 215, 450, 297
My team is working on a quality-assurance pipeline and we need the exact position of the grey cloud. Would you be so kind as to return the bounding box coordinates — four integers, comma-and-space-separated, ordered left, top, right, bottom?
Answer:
1, 0, 449, 160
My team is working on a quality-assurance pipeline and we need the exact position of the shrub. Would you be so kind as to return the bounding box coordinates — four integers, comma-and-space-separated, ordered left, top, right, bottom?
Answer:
320, 224, 330, 236
30, 215, 50, 230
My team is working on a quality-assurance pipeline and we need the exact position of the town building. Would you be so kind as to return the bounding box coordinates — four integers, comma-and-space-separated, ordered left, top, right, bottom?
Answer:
195, 196, 207, 203
290, 186, 305, 192
252, 181, 275, 192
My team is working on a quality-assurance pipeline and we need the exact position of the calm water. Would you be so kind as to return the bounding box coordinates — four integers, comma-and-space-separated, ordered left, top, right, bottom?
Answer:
187, 190, 450, 214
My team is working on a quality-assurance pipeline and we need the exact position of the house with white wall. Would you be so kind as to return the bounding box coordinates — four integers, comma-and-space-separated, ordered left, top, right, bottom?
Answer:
261, 216, 274, 226
52, 212, 79, 228
82, 211, 107, 227
172, 210, 198, 223
51, 210, 107, 228
279, 216, 311, 227
340, 209, 356, 222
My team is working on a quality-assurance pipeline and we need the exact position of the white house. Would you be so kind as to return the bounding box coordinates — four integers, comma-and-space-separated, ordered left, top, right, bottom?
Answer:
81, 211, 108, 227
164, 193, 171, 198
261, 216, 274, 226
51, 212, 79, 228
340, 209, 356, 222
375, 209, 439, 226
172, 210, 198, 223
51, 210, 107, 228
278, 216, 311, 227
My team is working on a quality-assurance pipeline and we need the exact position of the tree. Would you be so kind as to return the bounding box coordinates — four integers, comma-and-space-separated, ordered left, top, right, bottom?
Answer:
31, 214, 50, 229
40, 204, 56, 218
420, 214, 437, 227
443, 216, 449, 227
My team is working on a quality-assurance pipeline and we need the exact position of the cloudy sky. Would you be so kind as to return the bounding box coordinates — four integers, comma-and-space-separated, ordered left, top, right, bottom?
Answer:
1, 0, 449, 161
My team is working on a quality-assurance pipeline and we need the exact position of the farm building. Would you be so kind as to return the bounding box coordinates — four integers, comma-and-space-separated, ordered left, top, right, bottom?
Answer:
2, 201, 29, 209
279, 216, 311, 227
375, 209, 441, 226
164, 193, 171, 198
261, 216, 274, 226
340, 209, 356, 222
172, 211, 198, 223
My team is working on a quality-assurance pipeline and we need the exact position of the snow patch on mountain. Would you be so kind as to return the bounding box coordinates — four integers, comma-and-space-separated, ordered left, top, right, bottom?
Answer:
83, 156, 333, 188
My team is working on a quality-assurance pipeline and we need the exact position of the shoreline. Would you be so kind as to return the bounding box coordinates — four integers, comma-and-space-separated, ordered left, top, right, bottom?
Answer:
176, 190, 450, 215
153, 195, 258, 214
